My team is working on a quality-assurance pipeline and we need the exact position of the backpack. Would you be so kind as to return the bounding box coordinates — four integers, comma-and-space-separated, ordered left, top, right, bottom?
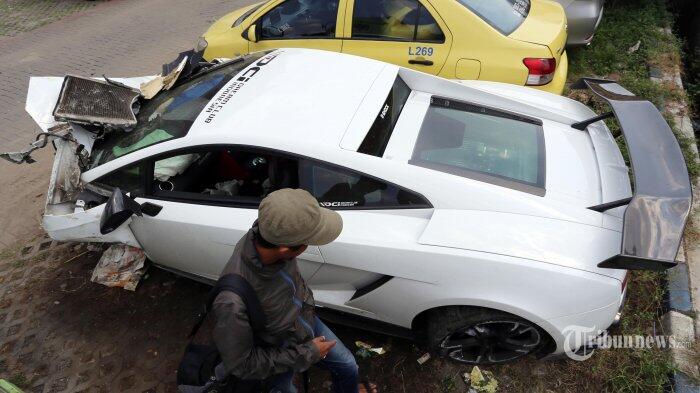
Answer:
177, 273, 268, 393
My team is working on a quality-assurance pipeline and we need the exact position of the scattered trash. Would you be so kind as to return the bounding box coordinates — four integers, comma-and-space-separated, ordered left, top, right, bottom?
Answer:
53, 75, 140, 127
354, 341, 386, 359
463, 366, 498, 393
91, 244, 147, 291
321, 380, 333, 390
627, 40, 641, 54
416, 352, 431, 365
0, 379, 24, 393
53, 301, 60, 305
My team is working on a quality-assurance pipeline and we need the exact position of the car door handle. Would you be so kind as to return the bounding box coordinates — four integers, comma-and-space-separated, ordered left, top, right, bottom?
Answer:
408, 59, 434, 66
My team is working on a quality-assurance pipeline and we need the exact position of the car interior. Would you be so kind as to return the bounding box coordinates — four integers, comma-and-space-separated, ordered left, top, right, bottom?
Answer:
152, 148, 299, 201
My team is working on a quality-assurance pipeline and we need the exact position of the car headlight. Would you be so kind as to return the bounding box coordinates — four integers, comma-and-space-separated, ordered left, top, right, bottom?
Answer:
195, 37, 208, 53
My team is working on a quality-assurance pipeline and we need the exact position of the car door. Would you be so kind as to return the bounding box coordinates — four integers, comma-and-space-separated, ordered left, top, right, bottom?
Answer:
341, 0, 452, 75
119, 145, 325, 282
297, 157, 433, 318
246, 0, 345, 54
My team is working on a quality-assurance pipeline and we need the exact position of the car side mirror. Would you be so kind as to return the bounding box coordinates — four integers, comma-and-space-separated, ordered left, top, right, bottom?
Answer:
243, 24, 258, 43
100, 188, 143, 235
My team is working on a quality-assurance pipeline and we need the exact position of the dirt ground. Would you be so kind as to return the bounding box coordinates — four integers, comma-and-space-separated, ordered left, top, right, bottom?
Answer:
0, 233, 641, 393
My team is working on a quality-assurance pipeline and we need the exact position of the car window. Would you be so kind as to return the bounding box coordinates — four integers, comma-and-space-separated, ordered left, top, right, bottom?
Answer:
358, 76, 411, 157
352, 0, 444, 42
259, 0, 339, 39
456, 0, 530, 35
300, 159, 430, 209
94, 163, 145, 195
411, 96, 545, 195
89, 53, 270, 169
149, 147, 299, 205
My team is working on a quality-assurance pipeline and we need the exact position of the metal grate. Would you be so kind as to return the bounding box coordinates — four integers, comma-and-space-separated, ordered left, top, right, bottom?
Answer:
53, 75, 140, 127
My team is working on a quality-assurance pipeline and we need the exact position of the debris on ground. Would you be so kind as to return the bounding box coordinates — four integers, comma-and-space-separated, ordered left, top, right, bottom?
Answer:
354, 341, 386, 359
416, 352, 431, 365
627, 40, 641, 53
90, 244, 147, 291
463, 366, 498, 393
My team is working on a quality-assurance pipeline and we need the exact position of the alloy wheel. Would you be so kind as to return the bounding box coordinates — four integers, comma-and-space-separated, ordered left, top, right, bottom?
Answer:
439, 320, 541, 364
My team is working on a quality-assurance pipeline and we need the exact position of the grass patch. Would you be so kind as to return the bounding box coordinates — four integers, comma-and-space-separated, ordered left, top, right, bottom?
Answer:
7, 372, 29, 388
566, 0, 698, 179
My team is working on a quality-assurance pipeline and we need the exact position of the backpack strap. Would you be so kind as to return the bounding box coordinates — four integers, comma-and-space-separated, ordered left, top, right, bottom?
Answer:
188, 273, 267, 338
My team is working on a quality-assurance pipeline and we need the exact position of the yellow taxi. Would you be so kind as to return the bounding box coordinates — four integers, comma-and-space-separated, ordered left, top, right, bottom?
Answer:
199, 0, 568, 94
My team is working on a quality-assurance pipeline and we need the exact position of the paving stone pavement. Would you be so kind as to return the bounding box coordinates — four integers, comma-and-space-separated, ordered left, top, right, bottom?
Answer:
0, 0, 255, 152
0, 237, 211, 392
0, 0, 103, 37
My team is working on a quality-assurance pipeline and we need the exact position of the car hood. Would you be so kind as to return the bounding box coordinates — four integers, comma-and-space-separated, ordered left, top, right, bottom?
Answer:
509, 0, 568, 58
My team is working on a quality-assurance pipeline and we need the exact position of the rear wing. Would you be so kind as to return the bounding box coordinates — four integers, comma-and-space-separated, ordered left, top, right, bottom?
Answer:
571, 78, 692, 271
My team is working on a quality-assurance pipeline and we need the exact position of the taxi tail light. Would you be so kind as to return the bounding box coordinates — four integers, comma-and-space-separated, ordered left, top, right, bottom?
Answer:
523, 58, 557, 86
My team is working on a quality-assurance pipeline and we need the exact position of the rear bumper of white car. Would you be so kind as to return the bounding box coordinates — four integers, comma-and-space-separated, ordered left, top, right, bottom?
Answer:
540, 284, 627, 358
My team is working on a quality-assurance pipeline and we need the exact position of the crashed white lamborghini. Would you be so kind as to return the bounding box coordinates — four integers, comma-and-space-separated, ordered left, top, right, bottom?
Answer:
5, 48, 691, 364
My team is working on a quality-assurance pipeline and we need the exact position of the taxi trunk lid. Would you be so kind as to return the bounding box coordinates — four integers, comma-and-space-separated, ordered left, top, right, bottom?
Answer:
509, 0, 568, 60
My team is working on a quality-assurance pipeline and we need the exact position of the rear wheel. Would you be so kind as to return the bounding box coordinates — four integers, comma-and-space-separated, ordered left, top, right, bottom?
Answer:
426, 307, 545, 364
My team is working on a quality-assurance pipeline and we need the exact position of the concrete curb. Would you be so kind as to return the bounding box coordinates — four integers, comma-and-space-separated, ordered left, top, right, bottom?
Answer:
651, 28, 700, 391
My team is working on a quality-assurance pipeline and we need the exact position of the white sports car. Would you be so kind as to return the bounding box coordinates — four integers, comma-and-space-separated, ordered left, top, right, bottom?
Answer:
5, 48, 691, 364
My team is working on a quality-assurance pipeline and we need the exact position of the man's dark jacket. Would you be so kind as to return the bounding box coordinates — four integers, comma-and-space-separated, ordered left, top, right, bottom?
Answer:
212, 225, 320, 380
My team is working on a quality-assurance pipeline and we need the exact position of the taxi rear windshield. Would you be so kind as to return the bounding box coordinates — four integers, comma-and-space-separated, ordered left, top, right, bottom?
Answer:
457, 0, 530, 35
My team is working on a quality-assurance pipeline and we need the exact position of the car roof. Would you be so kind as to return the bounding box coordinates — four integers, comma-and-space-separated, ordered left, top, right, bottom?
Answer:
183, 49, 396, 150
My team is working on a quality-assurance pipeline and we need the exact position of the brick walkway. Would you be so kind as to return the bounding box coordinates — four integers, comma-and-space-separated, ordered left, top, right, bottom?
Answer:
0, 0, 102, 37
0, 0, 249, 152
0, 238, 210, 392
0, 0, 254, 248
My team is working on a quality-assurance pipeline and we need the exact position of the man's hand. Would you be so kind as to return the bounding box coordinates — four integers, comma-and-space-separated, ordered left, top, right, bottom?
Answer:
312, 336, 336, 359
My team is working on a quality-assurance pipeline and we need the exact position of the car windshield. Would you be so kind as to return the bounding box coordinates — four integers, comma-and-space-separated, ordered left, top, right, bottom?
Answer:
411, 96, 545, 195
456, 0, 530, 35
89, 53, 267, 169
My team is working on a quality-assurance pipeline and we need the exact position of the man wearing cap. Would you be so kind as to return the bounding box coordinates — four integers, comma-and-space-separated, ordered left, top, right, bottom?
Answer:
212, 188, 377, 393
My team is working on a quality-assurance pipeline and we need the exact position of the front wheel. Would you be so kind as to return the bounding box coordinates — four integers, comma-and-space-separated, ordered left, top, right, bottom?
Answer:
426, 307, 546, 364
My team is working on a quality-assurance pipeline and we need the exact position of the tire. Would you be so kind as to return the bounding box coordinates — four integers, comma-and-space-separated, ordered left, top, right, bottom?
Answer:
426, 307, 546, 365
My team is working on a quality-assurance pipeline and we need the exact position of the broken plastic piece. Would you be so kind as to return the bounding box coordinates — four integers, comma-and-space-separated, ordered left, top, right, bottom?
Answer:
91, 244, 148, 291
53, 75, 140, 127
0, 125, 73, 165
140, 56, 188, 99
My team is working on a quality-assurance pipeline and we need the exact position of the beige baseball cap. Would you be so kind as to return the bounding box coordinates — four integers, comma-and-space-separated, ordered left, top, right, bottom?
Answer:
258, 188, 343, 246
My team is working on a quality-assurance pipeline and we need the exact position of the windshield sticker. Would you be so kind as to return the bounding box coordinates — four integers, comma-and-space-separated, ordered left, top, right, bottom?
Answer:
202, 52, 281, 124
319, 201, 359, 208
512, 0, 529, 17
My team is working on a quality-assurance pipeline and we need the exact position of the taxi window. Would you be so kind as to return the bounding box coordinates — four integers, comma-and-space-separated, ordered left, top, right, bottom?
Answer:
456, 0, 530, 35
259, 0, 340, 39
411, 96, 545, 195
352, 0, 444, 43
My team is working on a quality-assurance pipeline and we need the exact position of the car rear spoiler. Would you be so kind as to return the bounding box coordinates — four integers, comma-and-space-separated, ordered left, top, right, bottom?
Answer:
571, 78, 692, 271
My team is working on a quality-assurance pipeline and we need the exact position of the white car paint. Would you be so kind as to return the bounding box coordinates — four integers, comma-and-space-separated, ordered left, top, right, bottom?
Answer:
32, 48, 631, 359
